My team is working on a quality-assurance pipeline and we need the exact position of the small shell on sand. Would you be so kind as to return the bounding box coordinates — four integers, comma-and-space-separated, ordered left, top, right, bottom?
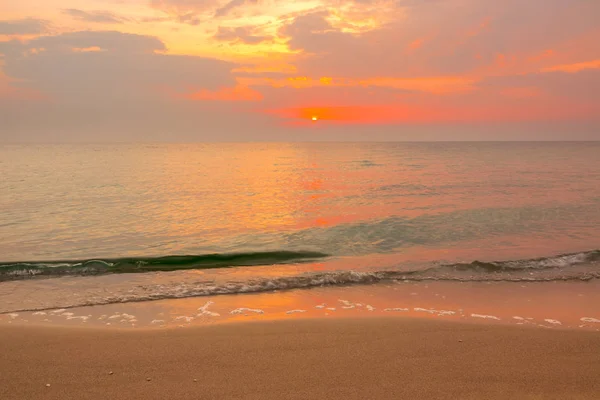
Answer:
45, 384, 51, 387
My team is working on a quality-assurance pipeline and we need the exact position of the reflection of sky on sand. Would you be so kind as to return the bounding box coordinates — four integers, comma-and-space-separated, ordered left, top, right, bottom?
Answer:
5, 280, 600, 332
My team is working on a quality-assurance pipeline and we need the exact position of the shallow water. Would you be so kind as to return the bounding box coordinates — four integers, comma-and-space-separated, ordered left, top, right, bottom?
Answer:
1, 142, 599, 312
3, 281, 600, 332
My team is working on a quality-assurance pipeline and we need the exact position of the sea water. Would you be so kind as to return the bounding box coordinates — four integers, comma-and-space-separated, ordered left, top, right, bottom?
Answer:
1, 142, 599, 314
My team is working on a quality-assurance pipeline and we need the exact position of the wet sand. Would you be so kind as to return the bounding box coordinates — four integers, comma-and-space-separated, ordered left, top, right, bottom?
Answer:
1, 317, 599, 400
5, 280, 600, 330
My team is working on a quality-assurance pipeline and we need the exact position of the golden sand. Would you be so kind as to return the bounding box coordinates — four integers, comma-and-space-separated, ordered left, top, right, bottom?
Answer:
1, 318, 599, 400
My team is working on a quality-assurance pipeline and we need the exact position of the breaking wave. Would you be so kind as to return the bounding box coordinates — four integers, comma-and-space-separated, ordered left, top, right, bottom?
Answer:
1, 250, 598, 313
0, 251, 329, 281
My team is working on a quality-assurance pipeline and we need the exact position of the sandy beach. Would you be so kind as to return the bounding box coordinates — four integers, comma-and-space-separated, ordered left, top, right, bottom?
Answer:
1, 317, 599, 400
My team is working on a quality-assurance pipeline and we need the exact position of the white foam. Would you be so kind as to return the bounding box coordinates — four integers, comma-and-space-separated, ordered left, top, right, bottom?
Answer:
67, 316, 89, 321
50, 309, 66, 314
338, 300, 356, 309
384, 308, 409, 312
437, 310, 456, 316
8, 313, 19, 319
197, 301, 220, 317
61, 312, 74, 317
512, 316, 525, 320
471, 314, 500, 320
286, 310, 307, 314
581, 317, 600, 323
414, 308, 437, 314
108, 314, 122, 320
366, 305, 375, 311
230, 308, 264, 315
174, 316, 194, 322
32, 312, 46, 316
121, 313, 136, 320
151, 319, 165, 325
197, 301, 214, 312
315, 304, 326, 309
326, 308, 336, 311
544, 319, 562, 325
98, 315, 107, 320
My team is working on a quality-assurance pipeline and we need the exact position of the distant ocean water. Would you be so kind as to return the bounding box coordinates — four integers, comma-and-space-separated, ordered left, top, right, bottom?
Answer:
1, 142, 599, 313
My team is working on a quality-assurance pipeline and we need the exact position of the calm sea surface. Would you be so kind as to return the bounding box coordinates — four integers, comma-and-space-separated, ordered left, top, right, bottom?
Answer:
1, 142, 599, 312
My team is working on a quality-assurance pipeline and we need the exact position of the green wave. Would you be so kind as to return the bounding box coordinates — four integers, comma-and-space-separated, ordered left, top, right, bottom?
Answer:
0, 251, 330, 281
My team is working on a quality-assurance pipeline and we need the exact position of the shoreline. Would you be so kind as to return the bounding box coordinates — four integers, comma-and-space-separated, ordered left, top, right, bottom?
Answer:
3, 280, 599, 331
2, 317, 599, 400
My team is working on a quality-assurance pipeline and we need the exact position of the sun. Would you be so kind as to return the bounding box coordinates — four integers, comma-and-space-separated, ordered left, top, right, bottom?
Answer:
311, 116, 318, 121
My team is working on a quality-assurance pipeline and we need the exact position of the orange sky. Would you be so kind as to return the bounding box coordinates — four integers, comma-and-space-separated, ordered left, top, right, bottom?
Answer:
1, 0, 599, 141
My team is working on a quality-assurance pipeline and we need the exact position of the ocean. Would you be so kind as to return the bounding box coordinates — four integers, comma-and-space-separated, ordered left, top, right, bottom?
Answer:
1, 142, 599, 317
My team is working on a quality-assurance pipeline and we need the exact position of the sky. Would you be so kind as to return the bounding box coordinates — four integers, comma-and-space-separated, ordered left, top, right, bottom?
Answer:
0, 0, 599, 141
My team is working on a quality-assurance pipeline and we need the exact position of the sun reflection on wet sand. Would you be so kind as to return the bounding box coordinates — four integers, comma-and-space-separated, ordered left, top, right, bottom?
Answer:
5, 280, 599, 332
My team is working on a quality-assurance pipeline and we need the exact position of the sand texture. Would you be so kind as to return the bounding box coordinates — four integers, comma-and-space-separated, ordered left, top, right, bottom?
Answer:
1, 318, 599, 400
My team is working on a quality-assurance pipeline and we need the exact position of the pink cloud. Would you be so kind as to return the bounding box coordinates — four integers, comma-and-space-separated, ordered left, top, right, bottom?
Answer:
543, 59, 600, 74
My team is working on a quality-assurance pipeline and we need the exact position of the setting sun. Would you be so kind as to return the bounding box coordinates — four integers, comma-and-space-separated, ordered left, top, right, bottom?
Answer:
312, 116, 318, 121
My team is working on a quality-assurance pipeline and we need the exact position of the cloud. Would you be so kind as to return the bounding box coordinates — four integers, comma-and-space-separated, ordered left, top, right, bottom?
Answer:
148, 0, 216, 24
151, 0, 260, 15
149, 0, 255, 24
0, 30, 263, 141
62, 9, 126, 24
149, 0, 218, 12
150, 0, 278, 24
279, 0, 600, 78
215, 0, 256, 17
214, 26, 271, 44
3, 0, 600, 140
1, 31, 166, 56
267, 104, 548, 125
1, 31, 235, 96
0, 18, 48, 35
543, 60, 600, 74
482, 69, 600, 102
240, 75, 477, 94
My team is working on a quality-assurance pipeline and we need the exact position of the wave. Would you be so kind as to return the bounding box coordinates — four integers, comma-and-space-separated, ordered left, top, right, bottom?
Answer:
430, 250, 600, 273
1, 250, 598, 314
0, 251, 329, 282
